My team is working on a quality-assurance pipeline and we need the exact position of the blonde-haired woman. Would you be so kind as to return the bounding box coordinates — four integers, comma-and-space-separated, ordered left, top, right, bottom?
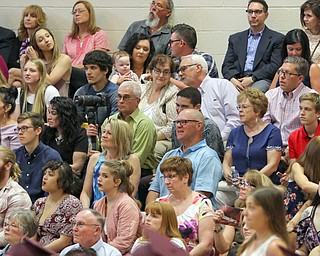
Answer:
23, 27, 71, 97
0, 145, 32, 248
21, 58, 59, 118
80, 119, 140, 208
63, 0, 110, 68
94, 160, 143, 255
131, 201, 187, 253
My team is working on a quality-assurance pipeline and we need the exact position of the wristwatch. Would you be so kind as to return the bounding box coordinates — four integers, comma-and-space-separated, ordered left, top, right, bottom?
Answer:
214, 226, 223, 233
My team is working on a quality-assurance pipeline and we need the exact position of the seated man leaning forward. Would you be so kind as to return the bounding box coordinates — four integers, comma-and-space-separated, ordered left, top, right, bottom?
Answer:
222, 0, 284, 92
179, 54, 240, 141
15, 112, 62, 203
60, 209, 121, 256
146, 109, 222, 208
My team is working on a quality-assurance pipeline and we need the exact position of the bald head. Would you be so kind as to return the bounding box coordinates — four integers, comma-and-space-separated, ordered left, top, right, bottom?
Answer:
176, 109, 204, 146
179, 109, 204, 122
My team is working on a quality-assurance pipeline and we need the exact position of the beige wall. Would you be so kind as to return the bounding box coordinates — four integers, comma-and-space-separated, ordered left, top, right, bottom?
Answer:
0, 1, 303, 72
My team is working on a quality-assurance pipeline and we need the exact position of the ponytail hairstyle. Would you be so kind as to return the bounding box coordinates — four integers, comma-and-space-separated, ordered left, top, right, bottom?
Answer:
102, 160, 135, 199
0, 145, 21, 182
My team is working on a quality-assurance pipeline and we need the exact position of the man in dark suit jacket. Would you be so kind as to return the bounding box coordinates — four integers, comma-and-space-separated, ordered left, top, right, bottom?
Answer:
0, 26, 16, 66
222, 0, 284, 93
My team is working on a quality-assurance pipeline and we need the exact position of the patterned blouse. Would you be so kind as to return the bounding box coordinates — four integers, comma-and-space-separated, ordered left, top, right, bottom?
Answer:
296, 205, 320, 253
159, 193, 214, 255
33, 194, 83, 246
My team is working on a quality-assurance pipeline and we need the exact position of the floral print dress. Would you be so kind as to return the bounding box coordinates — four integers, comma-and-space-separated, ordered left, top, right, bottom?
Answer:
159, 193, 214, 255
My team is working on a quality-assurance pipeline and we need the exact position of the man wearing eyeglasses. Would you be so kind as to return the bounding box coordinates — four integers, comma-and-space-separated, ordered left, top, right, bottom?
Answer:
222, 0, 284, 93
147, 109, 222, 209
60, 209, 121, 256
168, 23, 219, 90
14, 112, 62, 203
264, 56, 314, 148
118, 0, 174, 55
178, 54, 240, 141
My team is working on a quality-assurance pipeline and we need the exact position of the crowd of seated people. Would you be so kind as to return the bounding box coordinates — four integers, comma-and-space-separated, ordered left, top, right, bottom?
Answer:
1, 0, 320, 255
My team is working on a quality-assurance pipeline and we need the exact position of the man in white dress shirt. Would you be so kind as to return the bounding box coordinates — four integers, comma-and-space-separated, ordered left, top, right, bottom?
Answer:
178, 54, 241, 141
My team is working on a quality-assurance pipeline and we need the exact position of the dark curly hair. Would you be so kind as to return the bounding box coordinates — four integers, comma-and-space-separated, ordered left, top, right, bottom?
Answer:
0, 86, 18, 115
83, 50, 113, 78
43, 160, 74, 194
124, 33, 155, 73
45, 97, 82, 145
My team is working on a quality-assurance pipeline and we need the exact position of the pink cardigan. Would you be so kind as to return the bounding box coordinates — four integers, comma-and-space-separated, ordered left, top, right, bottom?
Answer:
94, 192, 142, 255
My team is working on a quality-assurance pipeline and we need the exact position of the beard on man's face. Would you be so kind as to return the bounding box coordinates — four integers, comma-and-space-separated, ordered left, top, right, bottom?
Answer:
146, 11, 160, 28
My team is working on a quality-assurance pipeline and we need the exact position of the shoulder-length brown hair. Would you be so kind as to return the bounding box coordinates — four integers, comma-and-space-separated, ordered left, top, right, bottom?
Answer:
18, 5, 47, 41
70, 0, 99, 39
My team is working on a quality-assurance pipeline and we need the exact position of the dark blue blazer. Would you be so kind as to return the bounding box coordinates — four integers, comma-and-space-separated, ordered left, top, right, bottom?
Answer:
222, 26, 284, 82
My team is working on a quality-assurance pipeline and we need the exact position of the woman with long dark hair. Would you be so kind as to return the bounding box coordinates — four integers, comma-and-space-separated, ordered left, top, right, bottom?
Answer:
269, 29, 320, 92
124, 33, 155, 80
41, 96, 88, 176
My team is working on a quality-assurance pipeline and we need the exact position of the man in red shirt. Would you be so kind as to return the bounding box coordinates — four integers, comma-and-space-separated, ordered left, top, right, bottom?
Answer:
288, 93, 320, 165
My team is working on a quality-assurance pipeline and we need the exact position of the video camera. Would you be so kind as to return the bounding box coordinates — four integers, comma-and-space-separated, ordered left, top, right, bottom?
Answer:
74, 93, 111, 150
74, 93, 110, 127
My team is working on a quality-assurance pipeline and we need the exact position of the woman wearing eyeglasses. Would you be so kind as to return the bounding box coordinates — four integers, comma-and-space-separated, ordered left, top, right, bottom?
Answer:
139, 54, 178, 164
0, 210, 38, 255
222, 88, 282, 197
269, 29, 320, 93
158, 156, 215, 256
213, 170, 274, 255
63, 0, 110, 69
33, 160, 83, 252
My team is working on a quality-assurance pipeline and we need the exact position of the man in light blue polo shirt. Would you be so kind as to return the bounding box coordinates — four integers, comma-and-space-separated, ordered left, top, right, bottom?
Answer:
146, 109, 222, 208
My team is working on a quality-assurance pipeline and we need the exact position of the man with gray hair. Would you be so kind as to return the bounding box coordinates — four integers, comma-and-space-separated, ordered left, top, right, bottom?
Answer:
263, 56, 314, 147
60, 209, 121, 256
179, 54, 240, 141
118, 0, 174, 55
100, 81, 157, 209
101, 81, 157, 174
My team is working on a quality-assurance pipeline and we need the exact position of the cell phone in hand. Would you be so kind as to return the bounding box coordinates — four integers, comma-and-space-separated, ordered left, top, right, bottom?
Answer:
276, 171, 283, 178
